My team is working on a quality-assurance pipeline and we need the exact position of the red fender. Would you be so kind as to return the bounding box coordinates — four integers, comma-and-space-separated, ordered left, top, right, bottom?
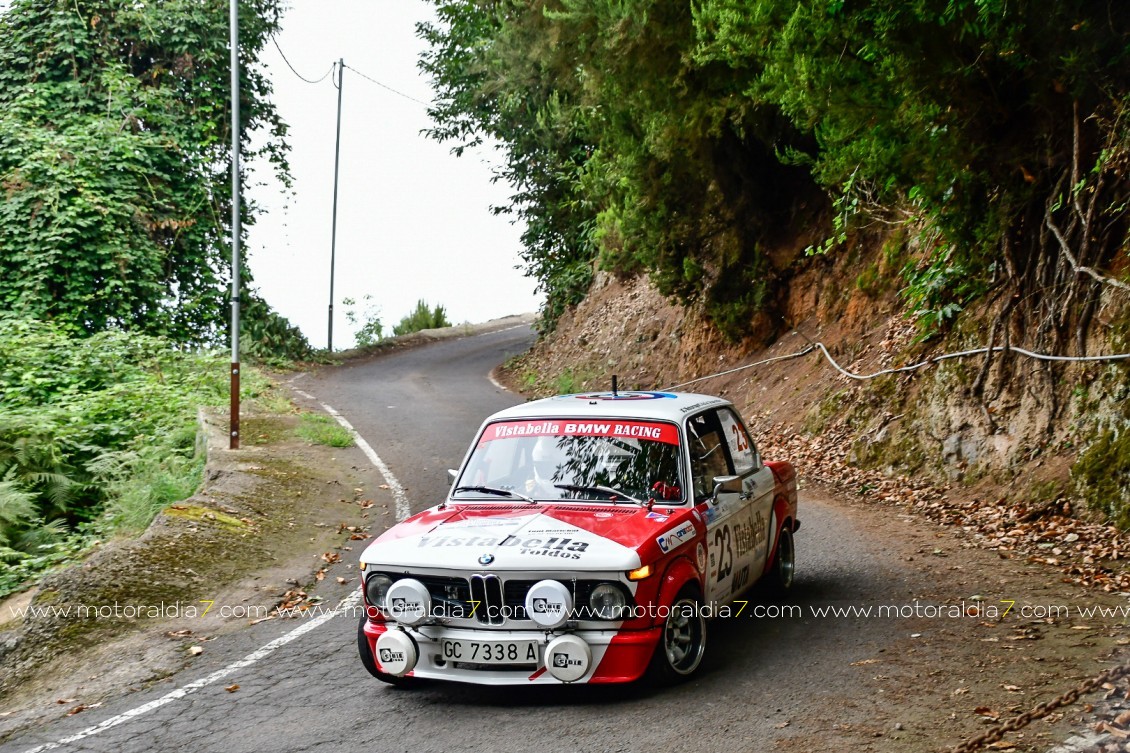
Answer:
653, 556, 702, 626
763, 495, 796, 576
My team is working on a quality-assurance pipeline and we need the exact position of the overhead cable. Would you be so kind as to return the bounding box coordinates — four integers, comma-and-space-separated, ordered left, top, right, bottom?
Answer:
341, 62, 431, 107
271, 36, 334, 85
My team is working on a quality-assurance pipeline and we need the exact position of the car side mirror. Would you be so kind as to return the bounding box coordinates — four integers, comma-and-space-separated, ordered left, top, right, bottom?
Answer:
447, 469, 458, 485
711, 474, 741, 503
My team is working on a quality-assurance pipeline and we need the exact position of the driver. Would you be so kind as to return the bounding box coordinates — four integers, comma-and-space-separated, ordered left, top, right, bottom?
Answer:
526, 435, 560, 497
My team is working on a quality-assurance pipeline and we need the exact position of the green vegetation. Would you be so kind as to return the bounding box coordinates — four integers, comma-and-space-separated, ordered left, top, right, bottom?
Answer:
0, 1, 314, 595
344, 295, 385, 348
295, 413, 354, 449
0, 0, 309, 357
421, 1, 1130, 345
0, 317, 279, 597
393, 300, 452, 336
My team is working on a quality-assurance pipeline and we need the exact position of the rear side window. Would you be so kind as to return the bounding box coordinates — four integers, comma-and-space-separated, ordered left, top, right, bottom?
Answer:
717, 408, 758, 474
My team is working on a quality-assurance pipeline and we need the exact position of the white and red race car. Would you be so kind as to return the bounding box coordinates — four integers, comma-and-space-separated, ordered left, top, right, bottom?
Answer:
358, 390, 798, 686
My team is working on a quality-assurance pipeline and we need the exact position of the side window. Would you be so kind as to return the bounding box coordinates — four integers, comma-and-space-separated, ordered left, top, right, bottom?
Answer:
686, 411, 734, 502
717, 408, 758, 474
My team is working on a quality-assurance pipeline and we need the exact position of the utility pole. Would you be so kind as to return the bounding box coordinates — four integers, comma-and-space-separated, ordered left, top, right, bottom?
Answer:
327, 58, 344, 352
228, 0, 241, 449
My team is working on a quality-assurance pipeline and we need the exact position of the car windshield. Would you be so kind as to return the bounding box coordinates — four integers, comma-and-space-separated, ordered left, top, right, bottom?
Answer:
454, 419, 685, 504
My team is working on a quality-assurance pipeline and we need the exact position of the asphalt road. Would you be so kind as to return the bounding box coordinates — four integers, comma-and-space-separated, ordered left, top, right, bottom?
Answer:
3, 325, 1072, 753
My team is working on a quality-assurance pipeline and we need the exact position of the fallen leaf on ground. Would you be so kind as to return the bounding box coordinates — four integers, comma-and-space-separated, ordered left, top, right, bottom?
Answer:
225, 684, 240, 693
66, 703, 101, 716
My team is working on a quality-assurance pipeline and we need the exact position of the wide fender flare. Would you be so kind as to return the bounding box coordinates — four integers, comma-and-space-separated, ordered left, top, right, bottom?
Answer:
652, 555, 703, 626
763, 495, 794, 577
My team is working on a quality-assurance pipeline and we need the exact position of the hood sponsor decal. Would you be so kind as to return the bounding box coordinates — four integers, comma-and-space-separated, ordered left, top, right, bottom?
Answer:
480, 419, 679, 446
571, 391, 676, 401
656, 520, 697, 553
645, 511, 669, 522
437, 516, 532, 530
419, 534, 590, 560
365, 509, 645, 570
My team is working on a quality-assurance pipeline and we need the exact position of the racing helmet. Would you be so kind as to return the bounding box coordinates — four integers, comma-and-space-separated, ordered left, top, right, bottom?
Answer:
531, 435, 558, 481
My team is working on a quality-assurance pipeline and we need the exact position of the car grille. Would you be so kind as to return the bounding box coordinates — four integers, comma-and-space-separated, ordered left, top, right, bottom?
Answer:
377, 572, 615, 625
470, 573, 506, 625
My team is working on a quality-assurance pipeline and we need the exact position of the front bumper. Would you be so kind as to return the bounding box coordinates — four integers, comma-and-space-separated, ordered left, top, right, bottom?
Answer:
362, 620, 660, 685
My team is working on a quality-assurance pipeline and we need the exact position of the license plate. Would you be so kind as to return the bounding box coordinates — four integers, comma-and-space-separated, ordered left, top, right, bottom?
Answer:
440, 639, 539, 665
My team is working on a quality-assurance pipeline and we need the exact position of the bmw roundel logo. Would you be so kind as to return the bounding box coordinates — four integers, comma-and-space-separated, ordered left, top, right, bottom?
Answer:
478, 553, 495, 565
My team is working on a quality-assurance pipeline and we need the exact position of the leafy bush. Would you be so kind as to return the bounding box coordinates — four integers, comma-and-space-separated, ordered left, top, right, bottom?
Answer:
0, 316, 241, 596
344, 295, 384, 348
241, 294, 315, 364
393, 300, 452, 337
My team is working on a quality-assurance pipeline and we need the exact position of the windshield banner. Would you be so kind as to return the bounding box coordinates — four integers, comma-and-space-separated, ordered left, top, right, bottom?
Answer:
481, 420, 679, 446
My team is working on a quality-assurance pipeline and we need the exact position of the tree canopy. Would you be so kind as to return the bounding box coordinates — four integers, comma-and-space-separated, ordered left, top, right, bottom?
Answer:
0, 0, 293, 345
420, 0, 1130, 342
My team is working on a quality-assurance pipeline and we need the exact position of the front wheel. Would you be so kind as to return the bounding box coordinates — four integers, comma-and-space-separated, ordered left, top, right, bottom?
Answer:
768, 526, 796, 594
645, 585, 707, 685
357, 615, 416, 687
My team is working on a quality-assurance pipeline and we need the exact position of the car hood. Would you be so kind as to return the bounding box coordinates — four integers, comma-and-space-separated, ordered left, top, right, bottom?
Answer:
360, 503, 695, 571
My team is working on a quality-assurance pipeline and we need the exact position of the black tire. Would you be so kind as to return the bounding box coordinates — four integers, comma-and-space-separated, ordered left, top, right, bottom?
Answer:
357, 615, 416, 687
645, 584, 707, 685
768, 526, 796, 594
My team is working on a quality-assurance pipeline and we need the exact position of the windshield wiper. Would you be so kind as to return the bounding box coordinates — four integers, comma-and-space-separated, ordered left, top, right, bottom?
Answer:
452, 485, 536, 504
553, 484, 643, 505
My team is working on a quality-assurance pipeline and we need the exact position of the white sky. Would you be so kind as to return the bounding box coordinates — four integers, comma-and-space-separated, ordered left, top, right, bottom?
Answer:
248, 0, 540, 348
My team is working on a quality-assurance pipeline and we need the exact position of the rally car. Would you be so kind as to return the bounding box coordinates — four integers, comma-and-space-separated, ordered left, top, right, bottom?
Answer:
357, 390, 799, 686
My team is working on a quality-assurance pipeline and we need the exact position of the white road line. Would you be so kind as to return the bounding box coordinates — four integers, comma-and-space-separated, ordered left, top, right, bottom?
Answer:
21, 393, 407, 753
20, 592, 361, 753
292, 389, 412, 521
487, 368, 510, 393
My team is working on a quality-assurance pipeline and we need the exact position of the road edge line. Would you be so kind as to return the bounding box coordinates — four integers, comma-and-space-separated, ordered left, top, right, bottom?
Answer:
19, 592, 362, 753
293, 390, 412, 521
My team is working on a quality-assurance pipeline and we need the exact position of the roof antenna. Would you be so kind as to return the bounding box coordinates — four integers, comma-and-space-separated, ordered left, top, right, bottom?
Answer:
612, 374, 619, 397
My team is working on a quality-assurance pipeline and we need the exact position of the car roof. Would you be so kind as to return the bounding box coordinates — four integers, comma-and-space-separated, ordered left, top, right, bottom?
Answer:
486, 391, 731, 423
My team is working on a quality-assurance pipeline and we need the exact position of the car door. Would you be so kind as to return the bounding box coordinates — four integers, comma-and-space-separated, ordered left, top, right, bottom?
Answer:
715, 408, 775, 595
686, 409, 743, 605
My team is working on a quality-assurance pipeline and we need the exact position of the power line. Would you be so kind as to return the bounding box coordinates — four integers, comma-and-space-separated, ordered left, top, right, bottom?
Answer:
271, 36, 334, 85
341, 62, 431, 107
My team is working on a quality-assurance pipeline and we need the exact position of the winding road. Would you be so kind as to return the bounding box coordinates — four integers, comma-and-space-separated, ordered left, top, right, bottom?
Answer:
4, 325, 1110, 753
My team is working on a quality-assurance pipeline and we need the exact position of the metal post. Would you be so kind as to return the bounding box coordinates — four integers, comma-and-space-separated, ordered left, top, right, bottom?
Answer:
229, 0, 241, 449
327, 58, 344, 352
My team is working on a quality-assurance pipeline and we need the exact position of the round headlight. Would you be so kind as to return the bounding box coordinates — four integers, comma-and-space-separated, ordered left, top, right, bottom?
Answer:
589, 583, 627, 620
365, 573, 393, 610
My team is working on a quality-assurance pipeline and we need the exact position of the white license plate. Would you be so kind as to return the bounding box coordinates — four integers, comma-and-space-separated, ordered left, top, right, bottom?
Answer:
440, 639, 539, 665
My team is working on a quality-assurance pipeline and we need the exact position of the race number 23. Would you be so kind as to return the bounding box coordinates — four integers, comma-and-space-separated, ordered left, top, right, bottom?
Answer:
713, 525, 733, 582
